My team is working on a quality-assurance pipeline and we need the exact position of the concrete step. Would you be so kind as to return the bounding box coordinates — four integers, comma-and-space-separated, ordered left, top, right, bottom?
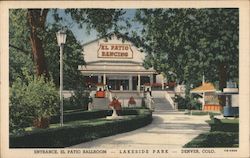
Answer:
153, 98, 174, 111
111, 91, 142, 99
92, 98, 109, 110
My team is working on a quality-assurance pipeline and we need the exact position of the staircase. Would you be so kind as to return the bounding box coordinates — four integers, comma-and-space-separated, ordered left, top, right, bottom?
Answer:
153, 98, 174, 111
92, 98, 110, 110
111, 91, 142, 99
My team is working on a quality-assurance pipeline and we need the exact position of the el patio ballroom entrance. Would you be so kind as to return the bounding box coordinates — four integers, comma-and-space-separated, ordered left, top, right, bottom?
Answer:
108, 79, 129, 90
83, 74, 155, 91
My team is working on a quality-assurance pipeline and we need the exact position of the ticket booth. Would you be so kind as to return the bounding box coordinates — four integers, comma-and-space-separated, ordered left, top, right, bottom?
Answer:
95, 83, 105, 98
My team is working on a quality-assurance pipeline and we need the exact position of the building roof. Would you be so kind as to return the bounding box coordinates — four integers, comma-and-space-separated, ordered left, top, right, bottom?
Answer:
191, 82, 216, 93
82, 32, 137, 47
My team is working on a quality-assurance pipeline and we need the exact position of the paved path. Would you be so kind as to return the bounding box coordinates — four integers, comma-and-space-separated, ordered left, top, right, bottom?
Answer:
71, 100, 210, 148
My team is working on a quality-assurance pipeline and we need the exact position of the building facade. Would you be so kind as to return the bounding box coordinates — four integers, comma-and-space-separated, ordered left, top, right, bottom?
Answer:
78, 34, 166, 91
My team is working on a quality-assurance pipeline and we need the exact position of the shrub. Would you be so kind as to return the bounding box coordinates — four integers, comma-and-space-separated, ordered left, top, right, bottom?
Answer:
175, 95, 190, 109
208, 119, 239, 132
50, 110, 112, 124
175, 95, 201, 110
184, 132, 239, 148
10, 109, 152, 148
50, 109, 141, 124
10, 75, 59, 134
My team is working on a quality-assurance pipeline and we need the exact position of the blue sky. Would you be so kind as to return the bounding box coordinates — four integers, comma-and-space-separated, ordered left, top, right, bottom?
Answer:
47, 9, 140, 44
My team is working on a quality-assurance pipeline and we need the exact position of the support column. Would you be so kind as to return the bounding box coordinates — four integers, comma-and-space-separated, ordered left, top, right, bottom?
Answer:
150, 74, 153, 84
129, 75, 132, 91
161, 75, 164, 90
98, 75, 101, 83
137, 74, 141, 92
103, 74, 106, 85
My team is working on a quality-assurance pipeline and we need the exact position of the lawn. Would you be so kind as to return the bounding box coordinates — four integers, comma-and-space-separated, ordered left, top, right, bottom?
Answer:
184, 117, 239, 148
10, 109, 152, 148
25, 116, 137, 132
184, 110, 221, 116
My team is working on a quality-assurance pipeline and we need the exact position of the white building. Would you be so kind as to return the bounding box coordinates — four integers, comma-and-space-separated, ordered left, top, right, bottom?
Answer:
78, 33, 166, 91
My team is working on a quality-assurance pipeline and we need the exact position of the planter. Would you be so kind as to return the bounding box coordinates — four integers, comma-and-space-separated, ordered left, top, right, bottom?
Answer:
96, 91, 105, 98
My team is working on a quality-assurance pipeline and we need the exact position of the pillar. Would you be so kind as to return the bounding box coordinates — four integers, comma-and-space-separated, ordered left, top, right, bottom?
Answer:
137, 74, 141, 92
98, 75, 101, 83
150, 74, 153, 84
129, 75, 132, 91
161, 75, 164, 90
103, 74, 106, 85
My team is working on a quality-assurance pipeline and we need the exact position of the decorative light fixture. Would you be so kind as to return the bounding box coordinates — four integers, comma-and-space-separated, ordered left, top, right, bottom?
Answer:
56, 28, 67, 127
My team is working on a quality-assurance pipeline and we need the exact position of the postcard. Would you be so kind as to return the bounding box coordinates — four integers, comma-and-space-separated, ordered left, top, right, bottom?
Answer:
0, 1, 249, 158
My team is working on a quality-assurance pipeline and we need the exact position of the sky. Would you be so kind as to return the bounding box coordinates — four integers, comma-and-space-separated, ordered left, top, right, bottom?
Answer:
47, 9, 141, 45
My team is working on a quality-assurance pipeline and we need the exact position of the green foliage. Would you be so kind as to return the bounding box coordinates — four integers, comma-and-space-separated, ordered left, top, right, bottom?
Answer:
51, 108, 144, 124
183, 132, 239, 148
175, 95, 201, 110
134, 9, 239, 88
9, 10, 34, 85
51, 110, 112, 124
184, 117, 239, 147
10, 109, 152, 147
207, 118, 239, 132
10, 9, 125, 89
43, 24, 86, 89
10, 73, 59, 134
64, 9, 126, 36
185, 111, 221, 116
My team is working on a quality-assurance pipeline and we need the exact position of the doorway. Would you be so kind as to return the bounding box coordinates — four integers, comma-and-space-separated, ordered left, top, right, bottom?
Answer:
108, 79, 129, 90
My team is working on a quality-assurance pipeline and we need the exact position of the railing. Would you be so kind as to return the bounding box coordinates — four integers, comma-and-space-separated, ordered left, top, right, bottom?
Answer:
165, 91, 175, 109
106, 90, 113, 102
145, 92, 154, 110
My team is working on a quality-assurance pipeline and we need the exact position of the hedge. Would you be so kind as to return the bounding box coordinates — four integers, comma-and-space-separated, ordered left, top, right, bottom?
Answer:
50, 108, 140, 124
207, 119, 239, 132
183, 131, 239, 148
184, 118, 239, 148
10, 109, 152, 148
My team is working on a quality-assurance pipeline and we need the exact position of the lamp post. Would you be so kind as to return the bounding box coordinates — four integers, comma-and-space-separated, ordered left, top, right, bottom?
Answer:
56, 29, 67, 126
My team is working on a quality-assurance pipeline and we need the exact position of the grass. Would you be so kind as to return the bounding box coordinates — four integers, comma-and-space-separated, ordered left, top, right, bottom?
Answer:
184, 110, 221, 116
183, 132, 239, 148
184, 117, 239, 148
207, 118, 239, 124
25, 115, 137, 132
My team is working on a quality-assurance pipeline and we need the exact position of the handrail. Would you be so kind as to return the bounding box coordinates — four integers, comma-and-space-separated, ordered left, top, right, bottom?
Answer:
106, 90, 113, 102
165, 91, 175, 109
145, 92, 154, 110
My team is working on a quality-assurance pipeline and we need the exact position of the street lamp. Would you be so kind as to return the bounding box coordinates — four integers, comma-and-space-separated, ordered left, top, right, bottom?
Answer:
56, 29, 67, 126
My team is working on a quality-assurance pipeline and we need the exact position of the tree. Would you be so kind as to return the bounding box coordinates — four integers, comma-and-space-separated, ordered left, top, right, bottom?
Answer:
26, 9, 125, 79
134, 9, 239, 91
9, 10, 34, 85
10, 9, 125, 88
27, 9, 50, 78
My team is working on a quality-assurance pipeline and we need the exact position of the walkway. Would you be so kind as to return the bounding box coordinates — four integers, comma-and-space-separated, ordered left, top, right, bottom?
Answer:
71, 99, 210, 148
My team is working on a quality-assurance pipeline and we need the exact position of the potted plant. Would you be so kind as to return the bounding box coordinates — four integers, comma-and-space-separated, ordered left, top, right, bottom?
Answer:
128, 96, 136, 107
109, 97, 122, 116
